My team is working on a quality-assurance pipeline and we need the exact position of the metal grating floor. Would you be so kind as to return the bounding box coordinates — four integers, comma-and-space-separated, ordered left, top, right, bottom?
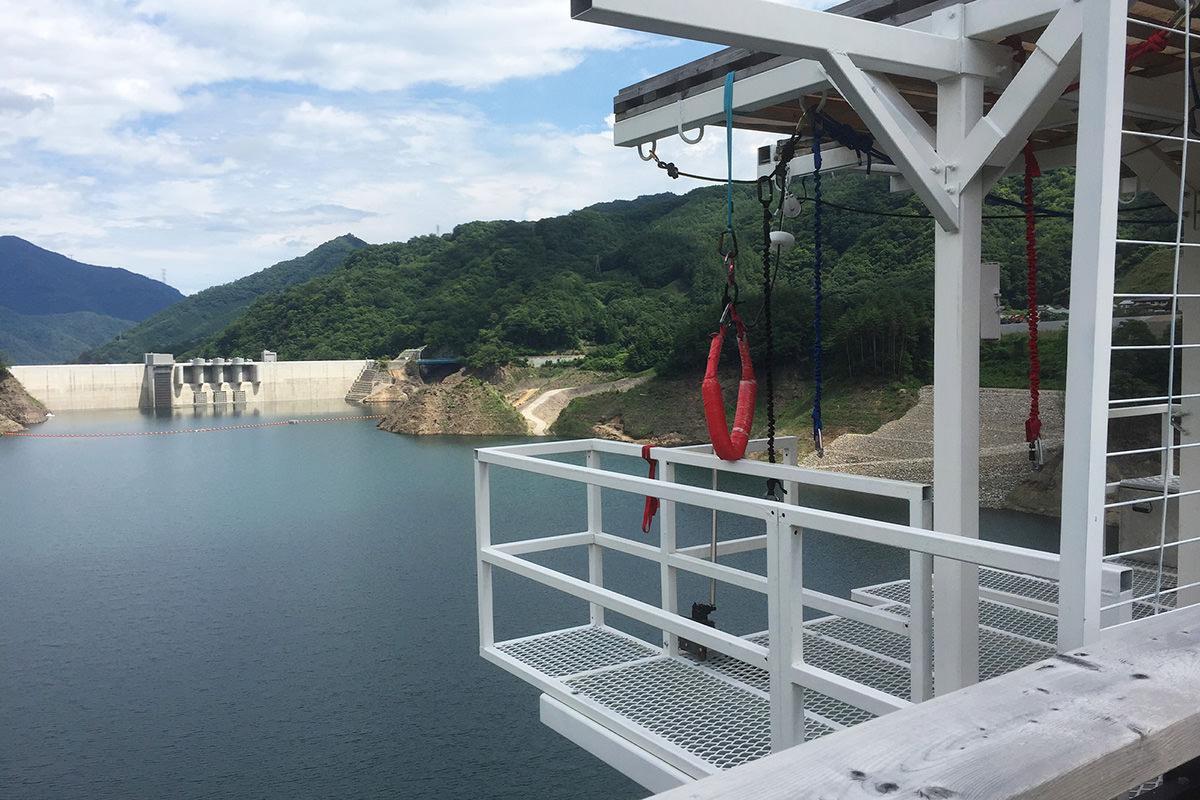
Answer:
496, 625, 658, 676
491, 561, 1135, 777
566, 658, 777, 770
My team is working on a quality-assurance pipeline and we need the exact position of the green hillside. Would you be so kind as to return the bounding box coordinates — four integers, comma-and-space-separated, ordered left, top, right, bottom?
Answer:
0, 306, 135, 365
193, 171, 1173, 382
80, 234, 368, 363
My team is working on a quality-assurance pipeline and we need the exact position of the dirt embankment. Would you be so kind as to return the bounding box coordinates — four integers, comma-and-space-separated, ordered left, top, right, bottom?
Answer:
373, 364, 654, 437
0, 368, 50, 433
376, 370, 527, 436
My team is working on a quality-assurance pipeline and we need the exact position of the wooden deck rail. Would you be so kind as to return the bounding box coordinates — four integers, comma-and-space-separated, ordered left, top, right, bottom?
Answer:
650, 605, 1200, 800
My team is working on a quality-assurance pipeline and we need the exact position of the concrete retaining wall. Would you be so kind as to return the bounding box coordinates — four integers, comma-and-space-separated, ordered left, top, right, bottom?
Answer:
12, 360, 368, 411
11, 364, 148, 411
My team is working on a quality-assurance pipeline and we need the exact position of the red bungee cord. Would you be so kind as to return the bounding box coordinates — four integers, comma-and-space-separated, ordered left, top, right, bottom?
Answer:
1022, 141, 1044, 471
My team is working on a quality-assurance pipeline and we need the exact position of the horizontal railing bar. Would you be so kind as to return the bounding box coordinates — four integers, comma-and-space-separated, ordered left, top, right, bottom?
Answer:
1110, 392, 1200, 406
1112, 293, 1200, 299
978, 587, 1058, 617
483, 441, 1058, 577
478, 447, 777, 520
790, 662, 911, 718
667, 551, 769, 594
592, 531, 664, 561
659, 447, 929, 503
481, 546, 770, 668
1114, 237, 1200, 247
1107, 403, 1171, 419
1104, 487, 1200, 511
479, 439, 600, 458
1110, 342, 1200, 351
677, 535, 768, 558
491, 531, 594, 555
1106, 440, 1200, 459
779, 510, 1060, 580
804, 591, 910, 636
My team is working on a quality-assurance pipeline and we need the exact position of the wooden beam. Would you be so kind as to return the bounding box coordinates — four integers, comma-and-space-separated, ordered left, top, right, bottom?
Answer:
648, 605, 1200, 800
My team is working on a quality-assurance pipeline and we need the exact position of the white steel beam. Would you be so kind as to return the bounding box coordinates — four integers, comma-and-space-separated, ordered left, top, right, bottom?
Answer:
821, 51, 959, 231
961, 0, 1067, 41
1058, 0, 1127, 651
954, 0, 1083, 184
612, 60, 829, 148
931, 67, 985, 693
571, 0, 1005, 82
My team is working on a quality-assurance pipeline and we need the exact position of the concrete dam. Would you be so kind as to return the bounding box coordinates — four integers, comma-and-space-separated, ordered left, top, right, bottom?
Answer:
12, 353, 372, 411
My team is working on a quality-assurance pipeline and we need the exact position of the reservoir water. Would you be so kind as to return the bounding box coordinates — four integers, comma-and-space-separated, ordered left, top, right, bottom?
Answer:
0, 402, 1058, 799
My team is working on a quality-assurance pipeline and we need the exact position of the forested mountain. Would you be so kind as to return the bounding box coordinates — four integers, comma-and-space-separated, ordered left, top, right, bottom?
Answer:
192, 171, 1173, 381
81, 234, 368, 363
0, 236, 184, 364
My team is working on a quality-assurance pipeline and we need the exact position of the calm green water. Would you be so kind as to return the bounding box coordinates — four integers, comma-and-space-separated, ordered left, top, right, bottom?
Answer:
0, 403, 1058, 799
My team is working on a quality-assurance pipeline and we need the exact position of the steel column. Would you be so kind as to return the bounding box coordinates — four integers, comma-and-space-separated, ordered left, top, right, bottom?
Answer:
1058, 0, 1128, 649
931, 62, 984, 693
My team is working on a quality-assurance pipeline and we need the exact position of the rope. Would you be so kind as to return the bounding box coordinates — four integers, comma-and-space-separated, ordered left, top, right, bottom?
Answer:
2, 415, 384, 439
811, 120, 825, 458
758, 176, 777, 466
1022, 141, 1044, 471
804, 107, 891, 172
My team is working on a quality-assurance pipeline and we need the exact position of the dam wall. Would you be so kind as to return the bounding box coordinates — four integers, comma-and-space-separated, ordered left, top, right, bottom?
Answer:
12, 358, 370, 411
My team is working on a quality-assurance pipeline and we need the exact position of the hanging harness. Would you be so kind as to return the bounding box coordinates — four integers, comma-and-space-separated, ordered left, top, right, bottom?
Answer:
703, 302, 757, 461
701, 73, 758, 462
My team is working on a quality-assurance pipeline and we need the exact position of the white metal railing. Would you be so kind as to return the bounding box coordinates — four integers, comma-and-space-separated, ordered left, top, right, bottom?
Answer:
475, 436, 1095, 773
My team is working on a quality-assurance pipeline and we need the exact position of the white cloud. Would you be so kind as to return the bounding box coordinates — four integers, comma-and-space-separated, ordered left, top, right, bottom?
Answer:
0, 0, 831, 295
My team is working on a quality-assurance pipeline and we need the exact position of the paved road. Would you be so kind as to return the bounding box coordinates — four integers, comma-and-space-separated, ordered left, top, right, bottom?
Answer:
998, 313, 1173, 334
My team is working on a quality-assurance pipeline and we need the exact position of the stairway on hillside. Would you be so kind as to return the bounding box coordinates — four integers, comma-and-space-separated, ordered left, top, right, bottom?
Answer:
344, 362, 378, 403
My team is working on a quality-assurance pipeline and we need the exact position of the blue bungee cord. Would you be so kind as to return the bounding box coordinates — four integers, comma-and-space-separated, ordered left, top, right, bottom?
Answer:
724, 71, 735, 235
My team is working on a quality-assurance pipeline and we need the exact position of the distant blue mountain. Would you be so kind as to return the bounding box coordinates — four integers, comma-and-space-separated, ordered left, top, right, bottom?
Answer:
0, 235, 183, 320
0, 236, 184, 364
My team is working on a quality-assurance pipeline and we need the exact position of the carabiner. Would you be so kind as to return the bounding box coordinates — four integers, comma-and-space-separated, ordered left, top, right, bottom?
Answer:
756, 174, 773, 207
765, 478, 785, 502
718, 228, 738, 259
1028, 437, 1044, 471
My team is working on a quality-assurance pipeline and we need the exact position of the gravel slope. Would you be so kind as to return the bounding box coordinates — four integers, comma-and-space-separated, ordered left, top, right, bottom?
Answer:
800, 385, 1065, 510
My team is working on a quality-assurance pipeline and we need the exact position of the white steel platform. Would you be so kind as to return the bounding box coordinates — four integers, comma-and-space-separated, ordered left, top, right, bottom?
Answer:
492, 566, 1074, 776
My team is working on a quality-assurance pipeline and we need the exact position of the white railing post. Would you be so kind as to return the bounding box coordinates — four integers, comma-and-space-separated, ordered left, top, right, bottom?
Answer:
909, 487, 935, 702
660, 459, 679, 653
768, 509, 804, 751
586, 447, 605, 626
475, 452, 494, 650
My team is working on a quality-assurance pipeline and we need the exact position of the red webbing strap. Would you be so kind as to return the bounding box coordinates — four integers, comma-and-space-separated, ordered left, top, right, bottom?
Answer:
1007, 29, 1168, 97
641, 445, 659, 533
1126, 29, 1170, 69
702, 306, 757, 461
1023, 141, 1043, 450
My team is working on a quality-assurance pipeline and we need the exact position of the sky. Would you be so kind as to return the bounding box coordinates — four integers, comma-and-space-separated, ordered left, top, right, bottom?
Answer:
1, 0, 838, 295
